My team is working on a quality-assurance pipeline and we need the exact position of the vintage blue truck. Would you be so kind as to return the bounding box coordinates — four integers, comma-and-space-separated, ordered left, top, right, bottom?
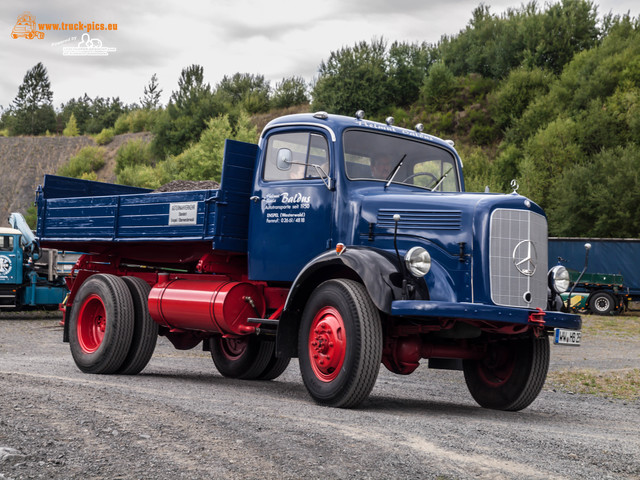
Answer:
36, 111, 581, 410
0, 212, 77, 309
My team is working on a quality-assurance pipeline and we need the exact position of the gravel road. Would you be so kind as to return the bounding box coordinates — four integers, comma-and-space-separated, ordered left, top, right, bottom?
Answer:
1, 313, 638, 480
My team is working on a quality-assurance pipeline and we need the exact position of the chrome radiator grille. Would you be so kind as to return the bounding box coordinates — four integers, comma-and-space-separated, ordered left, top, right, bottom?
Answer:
489, 209, 547, 309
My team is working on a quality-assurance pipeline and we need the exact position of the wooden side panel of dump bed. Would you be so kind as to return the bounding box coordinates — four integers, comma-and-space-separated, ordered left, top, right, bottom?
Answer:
36, 140, 259, 259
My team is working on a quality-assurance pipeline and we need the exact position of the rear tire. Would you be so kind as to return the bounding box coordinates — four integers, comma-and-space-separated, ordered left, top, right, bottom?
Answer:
463, 334, 549, 411
117, 276, 158, 374
209, 335, 273, 380
298, 279, 382, 408
69, 274, 134, 374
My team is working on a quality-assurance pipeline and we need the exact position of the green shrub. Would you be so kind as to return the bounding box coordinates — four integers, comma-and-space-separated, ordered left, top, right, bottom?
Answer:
62, 113, 79, 136
95, 127, 115, 145
0, 128, 10, 137
117, 164, 162, 189
58, 146, 105, 178
115, 139, 153, 175
113, 114, 130, 134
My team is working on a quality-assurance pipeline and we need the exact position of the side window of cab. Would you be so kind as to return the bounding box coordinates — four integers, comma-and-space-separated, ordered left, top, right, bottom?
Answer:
263, 132, 329, 181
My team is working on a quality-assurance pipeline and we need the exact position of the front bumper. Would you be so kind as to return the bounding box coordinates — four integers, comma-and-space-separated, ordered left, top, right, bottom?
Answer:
391, 300, 581, 330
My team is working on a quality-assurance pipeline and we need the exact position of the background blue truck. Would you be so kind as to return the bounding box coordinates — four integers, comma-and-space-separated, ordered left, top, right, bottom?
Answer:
549, 238, 640, 315
0, 212, 78, 309
35, 111, 581, 410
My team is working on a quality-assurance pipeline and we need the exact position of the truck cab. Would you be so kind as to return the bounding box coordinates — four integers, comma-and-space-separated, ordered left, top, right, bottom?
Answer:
0, 228, 24, 307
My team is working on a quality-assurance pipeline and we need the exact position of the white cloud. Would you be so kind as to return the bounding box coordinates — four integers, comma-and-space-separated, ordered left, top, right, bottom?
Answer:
0, 0, 638, 110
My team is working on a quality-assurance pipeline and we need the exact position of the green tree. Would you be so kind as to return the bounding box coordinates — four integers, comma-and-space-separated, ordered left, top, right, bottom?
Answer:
140, 73, 163, 110
419, 62, 457, 111
312, 38, 390, 116
8, 62, 56, 135
216, 73, 271, 113
270, 76, 309, 109
63, 113, 79, 136
387, 41, 435, 106
157, 112, 257, 183
152, 64, 222, 158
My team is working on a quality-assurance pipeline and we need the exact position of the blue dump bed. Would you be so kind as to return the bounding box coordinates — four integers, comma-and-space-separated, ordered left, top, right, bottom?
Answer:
36, 140, 258, 260
549, 237, 640, 297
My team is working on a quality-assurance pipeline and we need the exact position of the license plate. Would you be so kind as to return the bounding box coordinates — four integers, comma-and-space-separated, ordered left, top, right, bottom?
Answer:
554, 328, 581, 346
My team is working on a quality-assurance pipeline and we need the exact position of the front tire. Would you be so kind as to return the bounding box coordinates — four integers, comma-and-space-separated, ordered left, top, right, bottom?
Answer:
69, 274, 134, 374
463, 334, 550, 411
298, 279, 382, 408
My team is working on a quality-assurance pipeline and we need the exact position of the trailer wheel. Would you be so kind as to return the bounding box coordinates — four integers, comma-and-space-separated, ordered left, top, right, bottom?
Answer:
69, 274, 134, 374
209, 335, 273, 380
589, 291, 615, 315
117, 277, 158, 375
463, 334, 549, 411
298, 279, 382, 408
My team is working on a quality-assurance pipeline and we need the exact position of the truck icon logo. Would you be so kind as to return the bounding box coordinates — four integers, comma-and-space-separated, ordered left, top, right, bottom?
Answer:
512, 240, 537, 276
11, 12, 45, 39
0, 255, 12, 275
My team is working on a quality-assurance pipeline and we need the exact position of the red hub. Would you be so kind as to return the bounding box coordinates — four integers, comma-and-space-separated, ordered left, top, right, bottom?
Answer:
77, 294, 106, 353
219, 337, 248, 360
476, 343, 516, 387
308, 307, 346, 382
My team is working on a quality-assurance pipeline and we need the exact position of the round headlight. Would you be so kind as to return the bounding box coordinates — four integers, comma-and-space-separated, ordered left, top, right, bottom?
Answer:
404, 247, 431, 277
549, 265, 570, 294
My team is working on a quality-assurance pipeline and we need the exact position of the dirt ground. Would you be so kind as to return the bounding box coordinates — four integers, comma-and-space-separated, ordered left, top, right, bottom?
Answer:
1, 312, 639, 480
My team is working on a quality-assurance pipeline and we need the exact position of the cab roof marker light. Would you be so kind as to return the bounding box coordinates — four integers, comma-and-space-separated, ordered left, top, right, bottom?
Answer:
385, 117, 394, 126
355, 110, 365, 120
313, 111, 329, 120
415, 123, 424, 133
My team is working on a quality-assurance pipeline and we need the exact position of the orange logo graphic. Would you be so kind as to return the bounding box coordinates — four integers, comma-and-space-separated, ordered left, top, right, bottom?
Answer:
11, 12, 45, 39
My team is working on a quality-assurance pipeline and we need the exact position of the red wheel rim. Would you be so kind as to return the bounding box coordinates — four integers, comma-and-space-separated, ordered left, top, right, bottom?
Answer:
308, 306, 346, 382
77, 294, 106, 353
476, 343, 516, 387
219, 337, 248, 360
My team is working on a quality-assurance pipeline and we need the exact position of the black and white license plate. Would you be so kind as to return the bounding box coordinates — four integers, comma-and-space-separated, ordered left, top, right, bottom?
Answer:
554, 328, 581, 346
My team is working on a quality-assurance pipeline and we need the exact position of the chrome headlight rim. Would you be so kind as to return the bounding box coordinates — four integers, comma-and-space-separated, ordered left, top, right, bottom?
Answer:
404, 246, 431, 277
549, 265, 570, 294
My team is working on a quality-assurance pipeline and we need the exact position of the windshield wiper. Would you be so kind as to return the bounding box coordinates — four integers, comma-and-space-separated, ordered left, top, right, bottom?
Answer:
385, 154, 407, 189
428, 167, 453, 191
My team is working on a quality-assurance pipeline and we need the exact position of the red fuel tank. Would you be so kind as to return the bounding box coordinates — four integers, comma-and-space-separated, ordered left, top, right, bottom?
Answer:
148, 278, 265, 335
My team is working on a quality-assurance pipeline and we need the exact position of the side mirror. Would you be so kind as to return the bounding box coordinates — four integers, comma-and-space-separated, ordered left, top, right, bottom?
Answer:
276, 148, 293, 171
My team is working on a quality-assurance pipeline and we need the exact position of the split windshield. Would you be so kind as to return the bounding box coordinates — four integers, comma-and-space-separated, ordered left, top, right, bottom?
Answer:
343, 130, 460, 192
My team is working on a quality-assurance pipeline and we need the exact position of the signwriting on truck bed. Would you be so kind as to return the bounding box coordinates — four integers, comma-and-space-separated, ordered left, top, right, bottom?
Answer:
36, 111, 582, 410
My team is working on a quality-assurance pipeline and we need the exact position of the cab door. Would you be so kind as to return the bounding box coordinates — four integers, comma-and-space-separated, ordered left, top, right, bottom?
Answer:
248, 129, 333, 281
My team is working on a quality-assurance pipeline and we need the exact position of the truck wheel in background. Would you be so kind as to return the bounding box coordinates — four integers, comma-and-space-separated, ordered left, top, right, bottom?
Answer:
298, 279, 383, 408
463, 334, 549, 411
209, 335, 273, 380
589, 291, 615, 315
117, 276, 158, 375
69, 274, 134, 374
256, 345, 291, 381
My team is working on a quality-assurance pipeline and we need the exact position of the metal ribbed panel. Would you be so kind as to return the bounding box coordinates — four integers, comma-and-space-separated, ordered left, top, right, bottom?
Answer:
377, 209, 462, 230
490, 209, 547, 309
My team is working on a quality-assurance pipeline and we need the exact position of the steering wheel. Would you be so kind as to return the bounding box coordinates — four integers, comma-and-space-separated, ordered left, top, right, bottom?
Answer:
400, 172, 437, 186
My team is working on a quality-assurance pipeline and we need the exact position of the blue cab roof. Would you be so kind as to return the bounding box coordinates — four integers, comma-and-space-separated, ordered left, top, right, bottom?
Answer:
260, 112, 458, 154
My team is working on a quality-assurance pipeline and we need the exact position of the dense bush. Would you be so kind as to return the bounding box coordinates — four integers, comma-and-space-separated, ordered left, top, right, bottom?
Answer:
57, 146, 105, 178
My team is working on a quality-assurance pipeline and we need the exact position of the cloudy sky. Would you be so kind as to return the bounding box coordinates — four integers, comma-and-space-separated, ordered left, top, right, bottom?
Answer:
1, 0, 638, 111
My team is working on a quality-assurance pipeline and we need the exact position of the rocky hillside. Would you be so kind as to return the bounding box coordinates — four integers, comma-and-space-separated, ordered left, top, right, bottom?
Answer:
0, 133, 151, 226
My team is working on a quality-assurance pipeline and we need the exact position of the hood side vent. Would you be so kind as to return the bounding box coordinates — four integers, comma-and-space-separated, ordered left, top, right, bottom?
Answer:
377, 209, 462, 231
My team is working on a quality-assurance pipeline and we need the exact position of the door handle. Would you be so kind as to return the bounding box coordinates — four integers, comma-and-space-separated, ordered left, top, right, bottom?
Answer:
249, 196, 261, 203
